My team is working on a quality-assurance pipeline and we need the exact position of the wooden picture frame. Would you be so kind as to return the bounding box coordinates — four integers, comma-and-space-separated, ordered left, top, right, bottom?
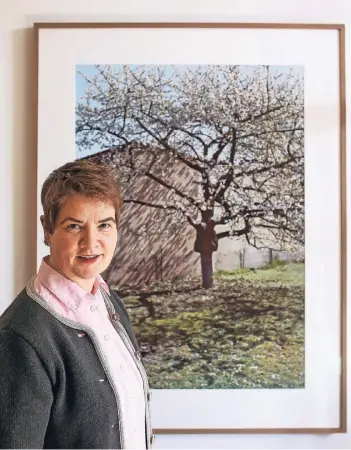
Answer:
34, 21, 347, 434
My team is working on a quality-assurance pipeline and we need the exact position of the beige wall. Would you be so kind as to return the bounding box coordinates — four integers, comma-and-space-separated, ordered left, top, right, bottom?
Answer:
1, 1, 350, 448
86, 147, 201, 287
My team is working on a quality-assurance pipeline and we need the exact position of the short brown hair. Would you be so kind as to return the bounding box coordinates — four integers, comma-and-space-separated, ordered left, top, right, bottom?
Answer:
41, 159, 123, 234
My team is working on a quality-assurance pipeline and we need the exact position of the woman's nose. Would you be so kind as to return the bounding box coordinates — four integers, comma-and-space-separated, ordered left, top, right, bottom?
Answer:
80, 228, 98, 248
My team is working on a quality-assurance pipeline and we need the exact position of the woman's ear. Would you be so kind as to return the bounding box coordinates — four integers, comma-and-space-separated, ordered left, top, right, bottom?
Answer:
40, 215, 50, 246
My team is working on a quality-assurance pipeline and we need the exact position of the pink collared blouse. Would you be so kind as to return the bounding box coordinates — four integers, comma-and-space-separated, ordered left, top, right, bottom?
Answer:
32, 257, 146, 449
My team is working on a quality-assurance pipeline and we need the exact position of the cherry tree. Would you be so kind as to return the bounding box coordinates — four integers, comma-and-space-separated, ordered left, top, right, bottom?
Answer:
76, 64, 304, 289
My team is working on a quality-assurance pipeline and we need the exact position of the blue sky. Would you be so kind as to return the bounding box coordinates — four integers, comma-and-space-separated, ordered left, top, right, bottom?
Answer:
75, 64, 304, 102
75, 64, 304, 158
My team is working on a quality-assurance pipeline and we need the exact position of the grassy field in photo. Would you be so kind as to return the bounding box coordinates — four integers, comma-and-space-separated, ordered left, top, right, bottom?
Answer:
115, 260, 305, 389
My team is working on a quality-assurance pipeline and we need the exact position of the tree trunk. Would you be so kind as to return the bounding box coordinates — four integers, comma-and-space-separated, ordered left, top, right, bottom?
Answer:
200, 252, 213, 289
193, 212, 217, 289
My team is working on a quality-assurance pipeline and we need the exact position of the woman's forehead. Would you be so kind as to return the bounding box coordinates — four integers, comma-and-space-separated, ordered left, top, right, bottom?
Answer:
58, 194, 115, 216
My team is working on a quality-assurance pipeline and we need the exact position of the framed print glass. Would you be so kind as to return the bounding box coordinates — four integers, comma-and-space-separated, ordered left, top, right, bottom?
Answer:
34, 22, 347, 434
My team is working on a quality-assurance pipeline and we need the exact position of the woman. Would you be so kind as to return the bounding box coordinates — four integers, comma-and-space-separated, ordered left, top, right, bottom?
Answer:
0, 160, 154, 449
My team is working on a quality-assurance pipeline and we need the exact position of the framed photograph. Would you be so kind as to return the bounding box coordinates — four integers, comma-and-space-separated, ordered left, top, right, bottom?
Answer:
34, 22, 347, 434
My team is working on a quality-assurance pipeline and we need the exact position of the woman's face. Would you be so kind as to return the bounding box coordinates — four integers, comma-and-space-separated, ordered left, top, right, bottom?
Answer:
41, 194, 118, 292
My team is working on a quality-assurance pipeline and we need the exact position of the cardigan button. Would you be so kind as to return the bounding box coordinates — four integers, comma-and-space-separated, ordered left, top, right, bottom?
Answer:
150, 434, 156, 445
147, 391, 152, 401
111, 313, 119, 322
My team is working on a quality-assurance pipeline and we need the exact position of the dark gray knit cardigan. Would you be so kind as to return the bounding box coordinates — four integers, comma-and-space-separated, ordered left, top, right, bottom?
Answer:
0, 281, 153, 449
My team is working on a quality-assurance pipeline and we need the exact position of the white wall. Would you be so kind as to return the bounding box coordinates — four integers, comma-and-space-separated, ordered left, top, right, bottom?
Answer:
0, 0, 350, 448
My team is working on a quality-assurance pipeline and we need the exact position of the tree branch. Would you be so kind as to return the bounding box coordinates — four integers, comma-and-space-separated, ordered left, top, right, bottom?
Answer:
134, 117, 205, 175
144, 171, 200, 210
238, 127, 304, 141
217, 219, 250, 239
213, 128, 237, 203
124, 198, 197, 227
238, 105, 286, 123
235, 154, 303, 178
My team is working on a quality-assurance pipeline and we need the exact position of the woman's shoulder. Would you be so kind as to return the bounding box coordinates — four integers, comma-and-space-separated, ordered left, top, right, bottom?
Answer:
1, 288, 45, 327
0, 287, 67, 349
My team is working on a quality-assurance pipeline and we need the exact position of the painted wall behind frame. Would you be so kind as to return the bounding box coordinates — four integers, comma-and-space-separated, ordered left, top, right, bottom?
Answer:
0, 0, 350, 448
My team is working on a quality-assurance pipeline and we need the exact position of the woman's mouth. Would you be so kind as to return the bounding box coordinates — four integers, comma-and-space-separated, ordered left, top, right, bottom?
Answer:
77, 255, 101, 264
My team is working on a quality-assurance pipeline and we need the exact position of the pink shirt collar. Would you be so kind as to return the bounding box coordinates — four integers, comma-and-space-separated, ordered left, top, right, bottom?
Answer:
36, 256, 110, 313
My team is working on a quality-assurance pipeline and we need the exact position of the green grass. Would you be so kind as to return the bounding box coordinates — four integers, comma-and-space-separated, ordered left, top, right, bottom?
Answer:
114, 262, 305, 389
214, 262, 304, 285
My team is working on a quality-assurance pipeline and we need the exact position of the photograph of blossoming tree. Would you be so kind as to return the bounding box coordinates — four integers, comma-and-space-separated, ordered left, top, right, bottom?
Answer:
75, 64, 305, 389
